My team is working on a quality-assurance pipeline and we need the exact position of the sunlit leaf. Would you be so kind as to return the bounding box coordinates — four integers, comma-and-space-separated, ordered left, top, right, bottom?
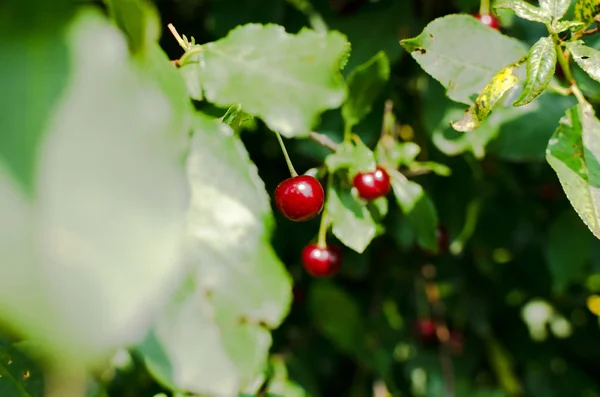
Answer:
513, 36, 556, 106
574, 0, 600, 26
546, 101, 600, 239
566, 41, 600, 83
451, 64, 520, 132
400, 14, 527, 105
539, 0, 570, 20
494, 0, 552, 24
188, 24, 350, 137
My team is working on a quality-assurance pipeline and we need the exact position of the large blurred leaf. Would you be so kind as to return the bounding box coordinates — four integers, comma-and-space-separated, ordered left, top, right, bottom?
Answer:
545, 210, 592, 292
400, 14, 527, 105
327, 183, 377, 253
138, 114, 292, 396
389, 170, 438, 252
342, 51, 390, 129
307, 281, 364, 356
546, 101, 600, 239
566, 41, 600, 83
451, 63, 520, 132
104, 0, 160, 54
513, 36, 556, 106
184, 24, 349, 137
0, 8, 190, 366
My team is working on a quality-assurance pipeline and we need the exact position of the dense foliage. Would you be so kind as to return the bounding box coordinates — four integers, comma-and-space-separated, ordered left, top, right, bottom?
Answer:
3, 0, 600, 396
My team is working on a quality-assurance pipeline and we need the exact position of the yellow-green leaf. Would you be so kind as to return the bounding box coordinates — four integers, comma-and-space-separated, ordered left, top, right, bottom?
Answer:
574, 0, 600, 27
451, 64, 520, 132
513, 36, 556, 106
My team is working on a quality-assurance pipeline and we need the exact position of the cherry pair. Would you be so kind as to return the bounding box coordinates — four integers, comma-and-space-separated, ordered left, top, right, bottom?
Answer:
274, 166, 391, 222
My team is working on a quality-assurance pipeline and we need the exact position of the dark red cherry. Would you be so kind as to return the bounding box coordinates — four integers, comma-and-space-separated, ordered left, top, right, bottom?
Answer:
353, 166, 391, 200
475, 13, 500, 30
275, 175, 324, 222
415, 318, 438, 344
301, 243, 342, 277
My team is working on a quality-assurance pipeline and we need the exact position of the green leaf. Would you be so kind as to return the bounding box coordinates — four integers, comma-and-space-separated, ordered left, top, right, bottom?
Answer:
546, 102, 600, 239
574, 0, 600, 26
0, 20, 70, 195
105, 0, 160, 54
400, 14, 527, 105
375, 140, 421, 168
554, 20, 587, 33
540, 0, 571, 20
179, 53, 203, 101
389, 170, 438, 252
138, 114, 292, 396
0, 8, 190, 367
566, 41, 600, 83
327, 183, 377, 253
493, 0, 552, 24
0, 340, 44, 397
194, 24, 349, 137
545, 210, 592, 292
324, 140, 376, 175
513, 37, 556, 106
489, 93, 576, 161
451, 64, 520, 132
342, 51, 390, 128
307, 281, 364, 355
410, 161, 452, 176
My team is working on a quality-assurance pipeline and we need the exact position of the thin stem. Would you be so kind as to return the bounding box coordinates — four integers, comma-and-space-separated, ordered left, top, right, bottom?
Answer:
380, 100, 395, 139
547, 80, 572, 96
479, 0, 490, 15
316, 172, 333, 248
554, 36, 575, 84
309, 131, 339, 151
343, 122, 353, 143
167, 23, 188, 51
179, 46, 203, 66
572, 83, 587, 104
274, 130, 298, 177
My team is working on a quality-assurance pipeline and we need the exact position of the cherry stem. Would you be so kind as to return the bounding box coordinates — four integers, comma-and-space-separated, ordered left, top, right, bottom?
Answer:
317, 172, 333, 248
479, 0, 490, 15
343, 122, 352, 143
274, 130, 298, 177
167, 23, 188, 51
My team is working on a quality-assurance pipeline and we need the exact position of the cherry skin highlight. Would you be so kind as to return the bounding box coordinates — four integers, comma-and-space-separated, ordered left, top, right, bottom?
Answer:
353, 166, 391, 200
301, 243, 343, 277
475, 13, 500, 30
275, 175, 324, 222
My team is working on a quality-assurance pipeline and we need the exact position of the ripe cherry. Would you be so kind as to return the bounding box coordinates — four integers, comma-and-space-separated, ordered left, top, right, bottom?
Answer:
353, 166, 391, 200
275, 175, 324, 222
475, 13, 500, 30
415, 318, 438, 344
301, 243, 342, 277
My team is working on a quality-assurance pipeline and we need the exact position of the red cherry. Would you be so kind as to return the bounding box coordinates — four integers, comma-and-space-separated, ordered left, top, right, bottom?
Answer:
275, 175, 324, 222
475, 13, 500, 30
415, 318, 438, 344
353, 166, 391, 200
301, 243, 342, 277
